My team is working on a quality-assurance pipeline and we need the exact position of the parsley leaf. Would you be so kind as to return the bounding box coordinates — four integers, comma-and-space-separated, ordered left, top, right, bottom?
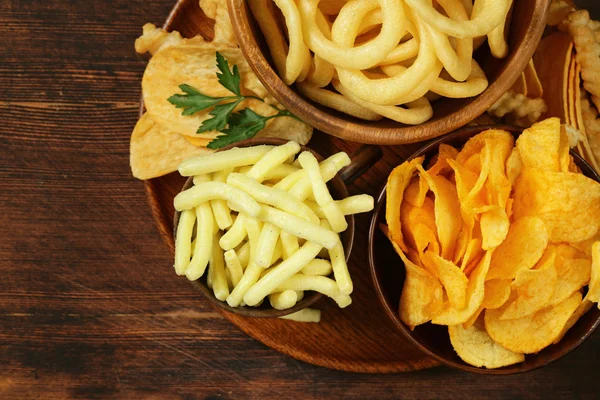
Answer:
197, 98, 243, 133
168, 84, 228, 116
169, 53, 302, 149
216, 52, 242, 96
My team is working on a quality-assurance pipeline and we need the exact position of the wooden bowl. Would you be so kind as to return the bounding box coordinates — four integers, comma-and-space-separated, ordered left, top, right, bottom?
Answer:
174, 137, 382, 318
368, 125, 600, 373
228, 0, 550, 145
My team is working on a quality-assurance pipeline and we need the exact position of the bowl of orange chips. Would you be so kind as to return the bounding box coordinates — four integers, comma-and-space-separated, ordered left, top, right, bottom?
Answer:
369, 118, 600, 373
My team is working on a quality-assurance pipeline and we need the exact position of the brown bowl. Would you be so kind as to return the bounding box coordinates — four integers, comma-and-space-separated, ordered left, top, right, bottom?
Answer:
174, 137, 382, 318
228, 0, 550, 145
368, 125, 600, 373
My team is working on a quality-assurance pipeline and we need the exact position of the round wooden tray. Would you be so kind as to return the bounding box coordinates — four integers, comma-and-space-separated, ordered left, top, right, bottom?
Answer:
143, 0, 439, 373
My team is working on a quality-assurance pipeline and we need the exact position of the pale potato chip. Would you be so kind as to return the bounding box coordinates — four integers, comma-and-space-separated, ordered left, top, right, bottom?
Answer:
135, 24, 188, 56
422, 251, 468, 310
211, 1, 237, 48
449, 321, 524, 369
386, 158, 424, 253
516, 117, 562, 172
512, 168, 600, 243
500, 250, 558, 320
417, 166, 462, 260
142, 43, 312, 144
397, 247, 444, 330
432, 251, 492, 326
130, 113, 213, 180
143, 43, 258, 137
485, 291, 582, 354
487, 216, 548, 281
524, 59, 543, 99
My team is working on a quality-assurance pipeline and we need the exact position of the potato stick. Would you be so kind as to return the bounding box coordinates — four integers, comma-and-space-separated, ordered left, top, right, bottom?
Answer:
190, 238, 196, 257
185, 203, 214, 281
296, 291, 305, 301
243, 241, 323, 306
227, 173, 319, 223
277, 274, 352, 308
271, 241, 283, 266
307, 194, 376, 219
292, 159, 301, 168
174, 209, 195, 276
237, 241, 250, 268
301, 259, 333, 276
274, 152, 351, 192
255, 223, 282, 268
281, 231, 300, 259
220, 213, 247, 250
246, 141, 301, 182
178, 145, 274, 176
174, 182, 261, 217
224, 249, 244, 287
245, 216, 263, 265
207, 261, 213, 289
225, 268, 233, 290
238, 164, 299, 182
269, 290, 299, 310
279, 308, 321, 323
298, 152, 347, 232
227, 263, 262, 307
210, 168, 234, 230
210, 231, 229, 301
192, 174, 212, 186
255, 205, 338, 249
288, 155, 351, 201
321, 221, 352, 295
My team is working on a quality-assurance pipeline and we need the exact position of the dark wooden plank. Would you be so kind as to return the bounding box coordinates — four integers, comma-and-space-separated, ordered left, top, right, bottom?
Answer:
1, 0, 600, 398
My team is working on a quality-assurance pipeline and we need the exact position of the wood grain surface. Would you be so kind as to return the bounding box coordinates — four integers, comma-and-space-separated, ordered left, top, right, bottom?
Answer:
1, 0, 600, 399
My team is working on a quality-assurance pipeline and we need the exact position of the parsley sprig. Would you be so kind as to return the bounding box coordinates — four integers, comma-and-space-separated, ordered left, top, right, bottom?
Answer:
168, 52, 297, 149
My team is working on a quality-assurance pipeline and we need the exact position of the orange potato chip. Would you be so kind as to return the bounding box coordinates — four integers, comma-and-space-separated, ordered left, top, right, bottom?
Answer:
571, 232, 600, 258
500, 249, 558, 320
417, 166, 462, 260
485, 134, 514, 209
515, 117, 562, 172
427, 143, 460, 177
401, 197, 440, 255
448, 159, 487, 212
546, 244, 591, 307
487, 216, 549, 281
584, 242, 600, 306
460, 237, 483, 273
512, 168, 600, 243
449, 321, 525, 369
397, 248, 444, 330
403, 177, 429, 208
422, 251, 469, 310
505, 148, 523, 185
453, 223, 473, 265
483, 279, 512, 310
485, 290, 582, 354
386, 157, 424, 252
432, 251, 492, 326
553, 299, 594, 345
130, 113, 213, 180
480, 206, 510, 250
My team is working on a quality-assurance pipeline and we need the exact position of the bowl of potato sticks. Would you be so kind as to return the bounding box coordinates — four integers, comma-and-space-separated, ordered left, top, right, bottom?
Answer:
369, 117, 600, 373
172, 139, 376, 319
229, 0, 550, 145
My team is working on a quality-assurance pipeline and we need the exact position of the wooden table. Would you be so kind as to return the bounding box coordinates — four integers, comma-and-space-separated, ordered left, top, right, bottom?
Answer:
1, 0, 599, 398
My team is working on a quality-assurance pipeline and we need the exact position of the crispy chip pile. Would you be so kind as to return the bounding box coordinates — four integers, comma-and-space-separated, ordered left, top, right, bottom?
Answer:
130, 1, 313, 180
385, 118, 600, 369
